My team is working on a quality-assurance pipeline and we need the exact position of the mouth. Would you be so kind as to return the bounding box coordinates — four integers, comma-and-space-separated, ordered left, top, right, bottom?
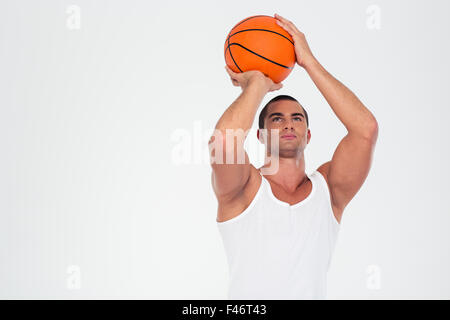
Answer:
281, 134, 296, 140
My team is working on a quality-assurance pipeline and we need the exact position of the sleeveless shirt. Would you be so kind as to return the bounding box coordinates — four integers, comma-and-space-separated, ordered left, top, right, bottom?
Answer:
217, 170, 340, 299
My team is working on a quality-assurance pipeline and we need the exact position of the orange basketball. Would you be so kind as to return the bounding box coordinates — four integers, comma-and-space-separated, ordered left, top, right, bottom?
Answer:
224, 15, 296, 84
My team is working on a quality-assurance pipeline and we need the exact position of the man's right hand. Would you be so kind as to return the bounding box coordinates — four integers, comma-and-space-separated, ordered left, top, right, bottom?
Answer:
225, 65, 283, 92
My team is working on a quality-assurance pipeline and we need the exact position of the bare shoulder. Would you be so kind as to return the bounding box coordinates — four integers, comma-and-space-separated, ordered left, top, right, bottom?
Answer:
316, 161, 343, 224
316, 161, 332, 181
216, 165, 262, 223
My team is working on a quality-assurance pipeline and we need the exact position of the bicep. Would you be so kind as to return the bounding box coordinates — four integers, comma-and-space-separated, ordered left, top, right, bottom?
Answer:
326, 132, 378, 210
209, 134, 251, 200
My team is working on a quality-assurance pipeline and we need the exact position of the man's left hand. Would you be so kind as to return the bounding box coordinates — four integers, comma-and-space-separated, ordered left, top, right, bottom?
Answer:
274, 13, 316, 69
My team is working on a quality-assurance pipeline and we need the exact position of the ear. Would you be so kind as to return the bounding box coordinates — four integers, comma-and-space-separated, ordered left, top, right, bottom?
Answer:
306, 129, 311, 144
257, 129, 264, 143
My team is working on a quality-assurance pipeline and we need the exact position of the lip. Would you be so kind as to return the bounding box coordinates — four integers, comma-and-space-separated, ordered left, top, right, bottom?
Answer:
281, 134, 296, 139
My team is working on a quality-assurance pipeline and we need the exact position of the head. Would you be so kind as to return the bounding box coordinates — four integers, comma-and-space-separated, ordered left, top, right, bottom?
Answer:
257, 95, 311, 158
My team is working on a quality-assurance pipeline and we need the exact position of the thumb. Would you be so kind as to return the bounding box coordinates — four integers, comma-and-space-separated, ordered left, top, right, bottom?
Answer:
273, 82, 283, 91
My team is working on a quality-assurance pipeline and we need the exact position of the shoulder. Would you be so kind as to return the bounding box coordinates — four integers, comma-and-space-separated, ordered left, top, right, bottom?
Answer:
315, 161, 343, 224
316, 161, 331, 179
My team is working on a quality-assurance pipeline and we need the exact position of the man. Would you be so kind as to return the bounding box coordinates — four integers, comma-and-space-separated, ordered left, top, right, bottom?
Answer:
208, 13, 378, 299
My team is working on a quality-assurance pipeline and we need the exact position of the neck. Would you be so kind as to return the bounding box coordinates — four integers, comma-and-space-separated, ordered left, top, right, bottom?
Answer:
259, 153, 308, 193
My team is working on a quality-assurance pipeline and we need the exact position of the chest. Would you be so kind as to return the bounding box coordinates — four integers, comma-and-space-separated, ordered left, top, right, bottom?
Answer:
267, 180, 313, 206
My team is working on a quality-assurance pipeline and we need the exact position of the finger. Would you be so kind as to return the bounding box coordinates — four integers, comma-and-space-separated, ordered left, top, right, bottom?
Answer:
275, 19, 285, 28
230, 78, 239, 86
276, 20, 295, 35
276, 15, 295, 31
225, 65, 235, 75
275, 17, 290, 29
285, 21, 301, 34
275, 14, 301, 34
226, 67, 236, 81
276, 19, 295, 32
270, 83, 283, 92
274, 13, 287, 22
228, 73, 238, 82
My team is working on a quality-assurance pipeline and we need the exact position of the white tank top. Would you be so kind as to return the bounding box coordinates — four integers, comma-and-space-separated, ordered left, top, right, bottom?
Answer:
217, 169, 340, 299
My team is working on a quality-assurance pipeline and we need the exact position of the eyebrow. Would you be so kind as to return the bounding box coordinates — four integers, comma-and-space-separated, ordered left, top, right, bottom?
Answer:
268, 112, 304, 118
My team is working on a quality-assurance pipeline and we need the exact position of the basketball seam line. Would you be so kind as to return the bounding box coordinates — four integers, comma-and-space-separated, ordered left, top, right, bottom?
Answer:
227, 28, 242, 72
226, 15, 270, 73
226, 42, 294, 70
226, 28, 294, 45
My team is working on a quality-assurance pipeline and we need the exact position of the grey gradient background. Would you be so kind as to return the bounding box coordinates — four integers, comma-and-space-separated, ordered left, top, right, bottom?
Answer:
1, 0, 449, 299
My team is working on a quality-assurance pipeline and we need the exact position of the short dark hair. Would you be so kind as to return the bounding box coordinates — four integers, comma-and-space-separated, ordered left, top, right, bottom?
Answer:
258, 94, 309, 129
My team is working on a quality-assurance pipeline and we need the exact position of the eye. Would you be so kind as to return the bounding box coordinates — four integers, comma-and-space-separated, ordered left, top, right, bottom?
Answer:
272, 117, 282, 122
293, 117, 302, 121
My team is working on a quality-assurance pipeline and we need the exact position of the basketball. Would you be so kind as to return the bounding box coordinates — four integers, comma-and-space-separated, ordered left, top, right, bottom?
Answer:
224, 15, 296, 84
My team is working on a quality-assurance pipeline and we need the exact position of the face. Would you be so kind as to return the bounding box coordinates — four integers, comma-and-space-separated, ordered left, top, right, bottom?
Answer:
258, 100, 311, 158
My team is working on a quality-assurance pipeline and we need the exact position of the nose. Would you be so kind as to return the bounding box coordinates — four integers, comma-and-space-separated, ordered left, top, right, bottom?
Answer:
284, 119, 294, 130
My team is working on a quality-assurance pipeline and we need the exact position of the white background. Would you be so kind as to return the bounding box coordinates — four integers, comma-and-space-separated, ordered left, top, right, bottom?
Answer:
1, 0, 449, 299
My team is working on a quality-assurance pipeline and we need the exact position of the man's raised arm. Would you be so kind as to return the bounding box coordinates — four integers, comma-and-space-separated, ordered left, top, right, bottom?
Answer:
275, 13, 378, 218
208, 67, 282, 201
